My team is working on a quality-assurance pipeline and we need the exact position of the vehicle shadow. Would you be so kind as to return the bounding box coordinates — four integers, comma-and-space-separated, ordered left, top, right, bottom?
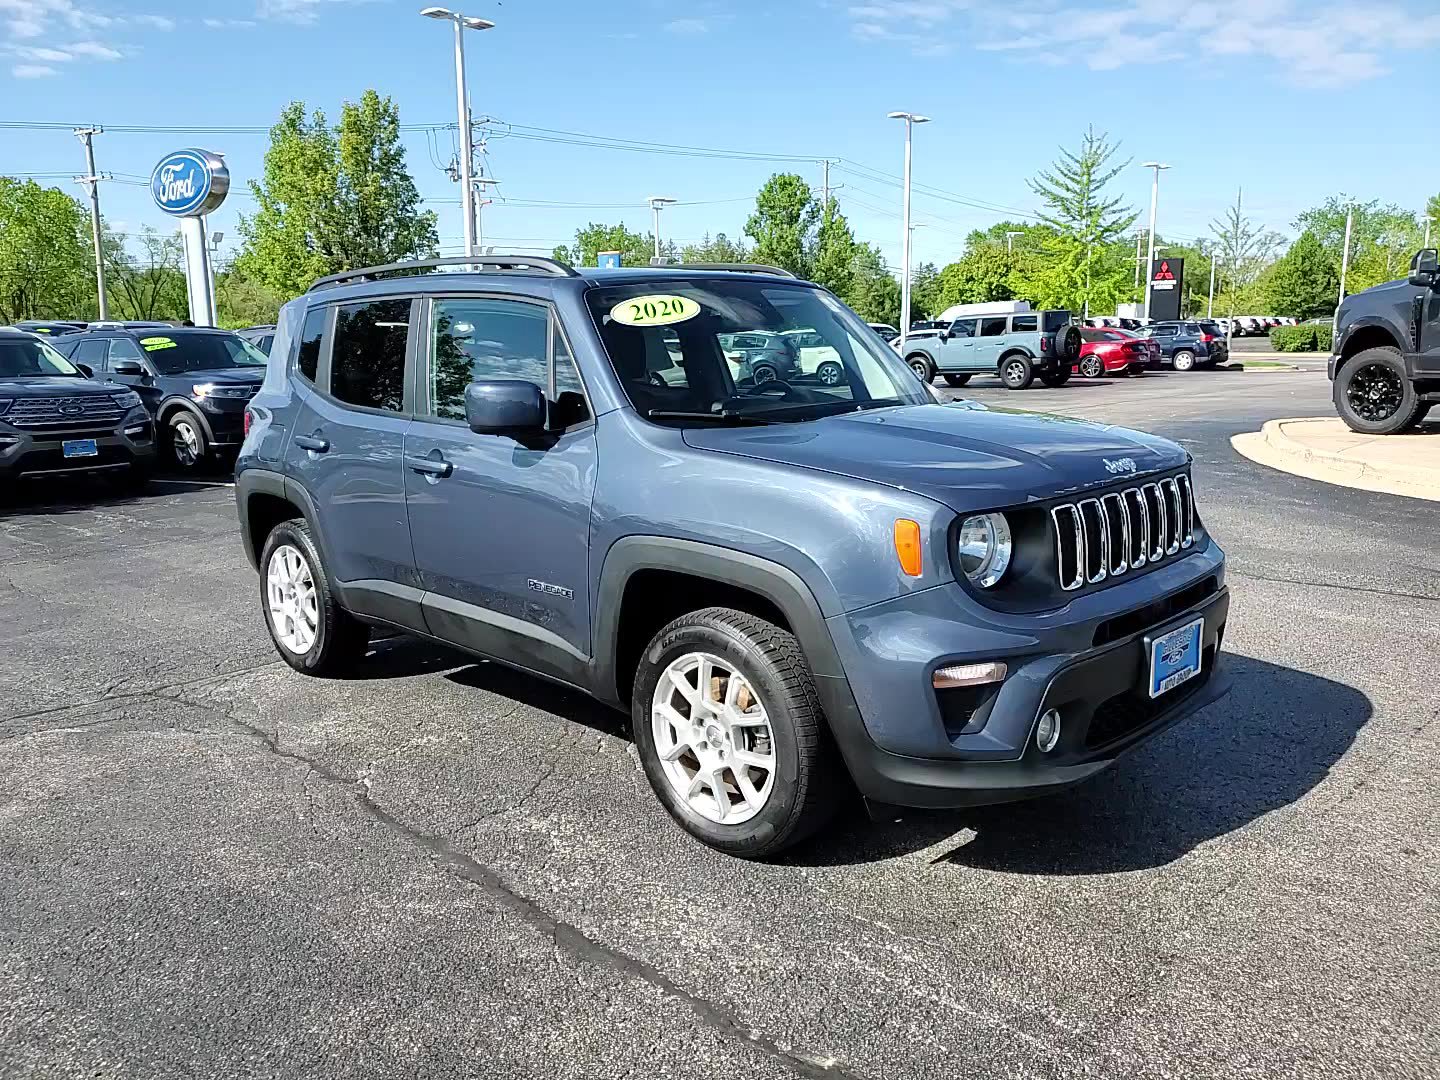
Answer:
0, 460, 234, 518
788, 652, 1370, 873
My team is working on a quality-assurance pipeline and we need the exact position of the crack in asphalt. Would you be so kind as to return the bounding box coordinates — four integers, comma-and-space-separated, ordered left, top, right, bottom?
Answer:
220, 714, 863, 1080
1229, 568, 1440, 604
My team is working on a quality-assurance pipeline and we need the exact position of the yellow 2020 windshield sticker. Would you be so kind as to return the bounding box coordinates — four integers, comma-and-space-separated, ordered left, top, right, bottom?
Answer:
608, 295, 700, 327
140, 336, 177, 351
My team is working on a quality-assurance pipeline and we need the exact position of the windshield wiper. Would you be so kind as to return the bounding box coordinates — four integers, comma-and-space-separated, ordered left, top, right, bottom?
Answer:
646, 409, 779, 426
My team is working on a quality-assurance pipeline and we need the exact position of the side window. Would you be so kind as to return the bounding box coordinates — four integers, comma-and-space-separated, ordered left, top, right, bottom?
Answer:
1153, 325, 1176, 337
106, 338, 145, 371
1010, 314, 1038, 332
428, 298, 586, 425
296, 307, 327, 383
74, 338, 109, 368
948, 319, 976, 338
979, 317, 1008, 337
330, 299, 410, 413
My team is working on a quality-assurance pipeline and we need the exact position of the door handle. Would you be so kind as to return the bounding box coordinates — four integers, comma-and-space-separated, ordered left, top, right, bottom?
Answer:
406, 454, 453, 478
294, 434, 329, 452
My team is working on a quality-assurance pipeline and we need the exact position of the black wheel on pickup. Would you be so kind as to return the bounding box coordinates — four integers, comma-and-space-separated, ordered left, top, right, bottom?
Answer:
1334, 346, 1425, 434
631, 607, 841, 859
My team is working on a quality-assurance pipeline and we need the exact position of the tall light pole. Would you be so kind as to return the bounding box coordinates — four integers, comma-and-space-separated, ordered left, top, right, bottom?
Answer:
1140, 161, 1169, 320
1336, 205, 1354, 335
421, 7, 494, 258
1426, 215, 1433, 249
1207, 246, 1217, 318
888, 111, 930, 344
1005, 230, 1023, 254
648, 196, 677, 260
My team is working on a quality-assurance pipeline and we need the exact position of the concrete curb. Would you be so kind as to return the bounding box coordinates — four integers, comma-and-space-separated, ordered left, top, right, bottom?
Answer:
1231, 417, 1440, 503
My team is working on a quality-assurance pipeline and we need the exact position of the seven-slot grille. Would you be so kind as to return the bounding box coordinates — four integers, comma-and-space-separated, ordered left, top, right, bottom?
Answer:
1052, 475, 1194, 591
4, 395, 125, 435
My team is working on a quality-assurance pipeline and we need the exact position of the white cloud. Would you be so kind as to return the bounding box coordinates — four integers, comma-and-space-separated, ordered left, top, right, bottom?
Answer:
257, 0, 364, 23
842, 0, 1440, 87
11, 62, 58, 76
132, 11, 171, 28
69, 39, 122, 57
202, 16, 256, 28
15, 45, 72, 61
664, 16, 711, 34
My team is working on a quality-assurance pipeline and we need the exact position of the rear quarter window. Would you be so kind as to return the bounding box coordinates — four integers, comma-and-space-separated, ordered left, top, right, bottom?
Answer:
1011, 315, 1038, 332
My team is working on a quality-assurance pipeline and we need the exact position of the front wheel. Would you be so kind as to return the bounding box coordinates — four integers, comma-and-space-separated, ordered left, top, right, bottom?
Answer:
1078, 355, 1104, 379
632, 607, 840, 858
259, 518, 370, 676
1000, 355, 1034, 390
168, 412, 209, 471
815, 360, 844, 386
1334, 347, 1424, 434
1172, 350, 1197, 372
906, 355, 934, 383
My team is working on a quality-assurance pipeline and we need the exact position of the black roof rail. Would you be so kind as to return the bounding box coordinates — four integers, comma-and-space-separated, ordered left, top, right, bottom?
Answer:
308, 254, 579, 293
648, 259, 796, 279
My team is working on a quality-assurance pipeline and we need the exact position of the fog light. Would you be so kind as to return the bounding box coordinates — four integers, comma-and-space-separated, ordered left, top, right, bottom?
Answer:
1035, 708, 1061, 753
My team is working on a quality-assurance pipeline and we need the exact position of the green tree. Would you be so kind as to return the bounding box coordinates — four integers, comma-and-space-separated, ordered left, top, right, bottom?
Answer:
910, 262, 940, 319
844, 243, 900, 327
679, 232, 749, 264
1263, 231, 1339, 320
744, 173, 819, 278
934, 246, 1015, 308
216, 271, 285, 329
810, 198, 857, 298
1293, 195, 1421, 293
235, 91, 437, 299
1026, 127, 1137, 314
0, 178, 95, 322
105, 224, 187, 321
553, 222, 653, 267
1212, 190, 1282, 318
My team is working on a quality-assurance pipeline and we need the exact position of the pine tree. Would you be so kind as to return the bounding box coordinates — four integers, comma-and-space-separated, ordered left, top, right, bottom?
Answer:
1265, 231, 1339, 319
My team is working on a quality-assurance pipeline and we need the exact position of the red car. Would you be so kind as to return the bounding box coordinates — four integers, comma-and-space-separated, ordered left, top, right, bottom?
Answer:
1073, 327, 1157, 377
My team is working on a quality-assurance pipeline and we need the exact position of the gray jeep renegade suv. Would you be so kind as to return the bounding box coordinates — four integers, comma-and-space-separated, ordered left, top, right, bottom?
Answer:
235, 256, 1231, 858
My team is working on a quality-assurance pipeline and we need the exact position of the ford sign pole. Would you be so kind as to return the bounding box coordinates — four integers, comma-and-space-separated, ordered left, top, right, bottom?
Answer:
150, 149, 229, 326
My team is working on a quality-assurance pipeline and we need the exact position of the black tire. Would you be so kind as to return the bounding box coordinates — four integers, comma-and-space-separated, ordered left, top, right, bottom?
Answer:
1051, 324, 1082, 361
1000, 354, 1034, 390
167, 410, 209, 472
906, 355, 934, 383
942, 373, 971, 387
1333, 347, 1425, 434
1171, 349, 1197, 372
752, 364, 778, 385
1078, 355, 1104, 379
816, 360, 844, 386
1039, 369, 1072, 388
258, 517, 370, 676
632, 607, 841, 859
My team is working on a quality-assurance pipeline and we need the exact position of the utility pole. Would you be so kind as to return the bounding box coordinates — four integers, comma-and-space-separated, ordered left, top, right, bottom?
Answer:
1336, 205, 1354, 334
1207, 247, 1217, 318
821, 159, 830, 211
1134, 231, 1144, 291
1006, 230, 1023, 254
74, 126, 109, 320
1426, 215, 1433, 249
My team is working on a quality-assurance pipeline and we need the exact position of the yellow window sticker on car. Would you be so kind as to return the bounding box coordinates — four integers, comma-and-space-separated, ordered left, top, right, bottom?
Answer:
140, 336, 178, 351
608, 295, 700, 327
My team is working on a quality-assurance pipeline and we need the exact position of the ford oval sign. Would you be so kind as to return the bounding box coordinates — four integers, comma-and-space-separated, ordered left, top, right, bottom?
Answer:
150, 148, 229, 217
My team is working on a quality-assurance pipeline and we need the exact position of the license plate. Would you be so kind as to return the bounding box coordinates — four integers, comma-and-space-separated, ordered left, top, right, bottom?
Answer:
1148, 617, 1203, 698
62, 439, 98, 459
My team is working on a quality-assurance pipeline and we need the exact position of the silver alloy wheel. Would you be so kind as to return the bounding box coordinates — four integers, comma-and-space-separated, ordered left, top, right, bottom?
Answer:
817, 361, 843, 386
173, 417, 203, 466
266, 543, 319, 655
650, 651, 776, 825
1080, 356, 1103, 378
1004, 359, 1027, 386
910, 359, 929, 381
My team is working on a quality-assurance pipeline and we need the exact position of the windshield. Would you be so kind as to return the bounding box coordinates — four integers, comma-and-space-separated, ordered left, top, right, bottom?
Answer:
586, 279, 929, 425
0, 337, 82, 378
139, 333, 268, 375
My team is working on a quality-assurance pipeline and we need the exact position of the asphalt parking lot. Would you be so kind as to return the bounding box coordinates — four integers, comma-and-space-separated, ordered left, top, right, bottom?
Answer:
3, 368, 1438, 1080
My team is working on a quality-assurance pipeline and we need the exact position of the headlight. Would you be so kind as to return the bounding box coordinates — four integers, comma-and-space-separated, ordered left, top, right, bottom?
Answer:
192, 383, 253, 401
956, 513, 1012, 588
110, 390, 142, 409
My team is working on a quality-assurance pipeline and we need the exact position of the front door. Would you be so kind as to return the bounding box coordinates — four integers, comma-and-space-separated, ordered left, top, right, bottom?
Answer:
1419, 288, 1440, 377
404, 295, 598, 685
936, 318, 978, 371
283, 297, 423, 629
102, 336, 165, 414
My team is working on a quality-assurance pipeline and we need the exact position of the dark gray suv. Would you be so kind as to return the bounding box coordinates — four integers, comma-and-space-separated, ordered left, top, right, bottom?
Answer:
235, 257, 1231, 857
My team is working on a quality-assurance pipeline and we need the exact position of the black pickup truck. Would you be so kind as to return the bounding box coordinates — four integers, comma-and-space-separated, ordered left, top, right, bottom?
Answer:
1329, 248, 1440, 434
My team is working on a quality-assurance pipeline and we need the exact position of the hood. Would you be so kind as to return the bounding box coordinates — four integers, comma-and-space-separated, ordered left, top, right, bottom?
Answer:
681, 402, 1186, 514
169, 367, 265, 385
0, 375, 113, 397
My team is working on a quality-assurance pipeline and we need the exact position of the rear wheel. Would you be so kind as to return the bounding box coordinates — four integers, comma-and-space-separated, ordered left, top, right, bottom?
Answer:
752, 364, 778, 385
1078, 355, 1104, 379
632, 607, 841, 858
1039, 369, 1071, 388
942, 373, 971, 387
906, 355, 934, 383
1334, 347, 1424, 434
1000, 355, 1034, 390
815, 360, 844, 386
259, 517, 370, 676
1172, 349, 1197, 372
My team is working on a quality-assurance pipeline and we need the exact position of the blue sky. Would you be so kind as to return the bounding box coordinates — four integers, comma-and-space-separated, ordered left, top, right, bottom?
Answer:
4, 0, 1440, 271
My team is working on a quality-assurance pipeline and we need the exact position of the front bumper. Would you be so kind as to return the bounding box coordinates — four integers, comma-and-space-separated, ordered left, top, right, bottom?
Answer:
0, 414, 156, 480
815, 547, 1231, 809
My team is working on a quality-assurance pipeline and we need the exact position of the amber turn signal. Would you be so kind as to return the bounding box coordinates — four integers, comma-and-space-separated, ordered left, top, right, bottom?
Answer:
894, 519, 923, 577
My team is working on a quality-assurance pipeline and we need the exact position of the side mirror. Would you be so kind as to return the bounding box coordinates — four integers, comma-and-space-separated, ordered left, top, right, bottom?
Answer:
1409, 248, 1439, 289
112, 360, 145, 376
74, 363, 94, 378
938, 331, 950, 341
464, 379, 546, 435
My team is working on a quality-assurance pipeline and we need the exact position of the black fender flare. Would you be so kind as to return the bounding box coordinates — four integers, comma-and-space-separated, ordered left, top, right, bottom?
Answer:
157, 397, 217, 444
1335, 315, 1406, 368
235, 467, 332, 575
590, 536, 845, 709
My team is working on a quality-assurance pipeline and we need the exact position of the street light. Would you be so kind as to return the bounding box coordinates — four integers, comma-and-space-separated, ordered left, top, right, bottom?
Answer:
1004, 230, 1023, 254
648, 195, 677, 260
888, 111, 930, 343
1140, 162, 1170, 320
421, 6, 495, 258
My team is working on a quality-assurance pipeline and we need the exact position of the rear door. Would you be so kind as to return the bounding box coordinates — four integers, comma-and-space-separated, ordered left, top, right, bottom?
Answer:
283, 296, 423, 630
404, 294, 598, 683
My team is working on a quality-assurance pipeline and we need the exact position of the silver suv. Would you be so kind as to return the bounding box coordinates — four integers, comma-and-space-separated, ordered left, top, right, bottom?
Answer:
898, 310, 1083, 390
